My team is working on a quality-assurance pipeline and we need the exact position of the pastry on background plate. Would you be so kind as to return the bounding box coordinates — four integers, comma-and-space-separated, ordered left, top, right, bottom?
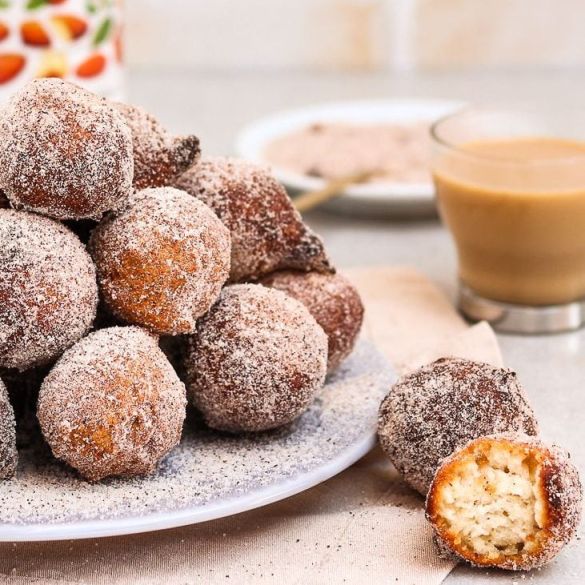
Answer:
426, 434, 582, 571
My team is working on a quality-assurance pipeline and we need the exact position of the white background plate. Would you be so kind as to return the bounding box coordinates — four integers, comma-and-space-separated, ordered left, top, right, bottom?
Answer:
0, 340, 394, 542
235, 99, 464, 218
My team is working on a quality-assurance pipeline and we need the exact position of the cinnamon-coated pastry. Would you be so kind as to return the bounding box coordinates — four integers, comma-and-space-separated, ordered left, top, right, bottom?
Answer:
184, 284, 328, 432
0, 79, 133, 220
37, 327, 187, 482
378, 358, 539, 495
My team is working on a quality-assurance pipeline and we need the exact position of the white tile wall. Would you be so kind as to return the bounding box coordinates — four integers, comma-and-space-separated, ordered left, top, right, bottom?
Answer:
125, 0, 585, 71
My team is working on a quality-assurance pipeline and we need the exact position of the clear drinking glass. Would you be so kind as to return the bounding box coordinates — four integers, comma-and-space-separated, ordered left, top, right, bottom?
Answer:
431, 106, 585, 333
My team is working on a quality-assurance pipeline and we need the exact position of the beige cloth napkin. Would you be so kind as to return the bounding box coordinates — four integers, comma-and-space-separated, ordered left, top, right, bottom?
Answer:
0, 266, 503, 585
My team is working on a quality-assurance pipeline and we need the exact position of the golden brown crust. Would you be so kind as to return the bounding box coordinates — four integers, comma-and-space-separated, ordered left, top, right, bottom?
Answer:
426, 435, 582, 571
90, 187, 231, 335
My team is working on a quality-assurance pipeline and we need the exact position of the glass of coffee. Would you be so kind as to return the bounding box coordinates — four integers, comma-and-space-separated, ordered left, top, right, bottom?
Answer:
432, 107, 585, 333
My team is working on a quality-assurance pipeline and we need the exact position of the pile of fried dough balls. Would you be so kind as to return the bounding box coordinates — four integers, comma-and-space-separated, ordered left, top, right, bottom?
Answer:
0, 79, 365, 483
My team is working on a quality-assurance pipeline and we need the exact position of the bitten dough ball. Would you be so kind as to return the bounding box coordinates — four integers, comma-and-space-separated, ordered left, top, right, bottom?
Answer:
90, 187, 231, 335
174, 157, 333, 282
377, 358, 539, 496
260, 270, 364, 373
184, 284, 328, 432
426, 434, 582, 571
0, 78, 133, 220
113, 102, 200, 190
37, 327, 187, 482
0, 209, 98, 371
0, 377, 17, 479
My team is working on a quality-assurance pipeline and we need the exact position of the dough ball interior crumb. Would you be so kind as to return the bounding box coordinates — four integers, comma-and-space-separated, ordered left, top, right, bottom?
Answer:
434, 441, 547, 561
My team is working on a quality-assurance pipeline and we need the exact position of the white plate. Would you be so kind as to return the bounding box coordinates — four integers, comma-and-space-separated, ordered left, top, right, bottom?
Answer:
0, 340, 394, 542
235, 99, 465, 218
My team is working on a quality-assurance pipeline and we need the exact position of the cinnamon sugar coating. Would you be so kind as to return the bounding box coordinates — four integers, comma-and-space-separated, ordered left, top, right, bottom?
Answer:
113, 102, 200, 190
184, 284, 328, 432
0, 79, 133, 220
0, 377, 17, 479
0, 209, 98, 371
90, 187, 231, 335
260, 270, 364, 373
378, 358, 539, 496
37, 327, 187, 482
426, 434, 582, 570
174, 157, 333, 282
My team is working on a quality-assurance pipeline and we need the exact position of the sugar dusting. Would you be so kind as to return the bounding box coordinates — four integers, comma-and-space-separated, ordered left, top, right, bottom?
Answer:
37, 327, 186, 482
378, 357, 540, 496
113, 102, 200, 190
259, 270, 364, 373
0, 339, 393, 526
0, 378, 17, 479
0, 78, 134, 221
90, 187, 231, 335
185, 284, 328, 432
0, 209, 98, 371
174, 156, 332, 282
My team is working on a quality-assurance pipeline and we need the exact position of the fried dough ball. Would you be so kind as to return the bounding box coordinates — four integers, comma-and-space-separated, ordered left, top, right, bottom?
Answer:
113, 102, 200, 190
0, 209, 98, 371
426, 434, 582, 571
174, 157, 333, 282
259, 270, 364, 373
0, 78, 133, 220
377, 358, 539, 496
90, 187, 231, 335
184, 284, 328, 432
0, 377, 17, 479
37, 327, 187, 482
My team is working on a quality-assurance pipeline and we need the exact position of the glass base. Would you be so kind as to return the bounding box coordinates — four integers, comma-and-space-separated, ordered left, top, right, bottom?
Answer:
459, 284, 585, 334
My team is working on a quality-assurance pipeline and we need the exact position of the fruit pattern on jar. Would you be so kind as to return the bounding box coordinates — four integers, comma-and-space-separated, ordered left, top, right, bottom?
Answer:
0, 0, 122, 86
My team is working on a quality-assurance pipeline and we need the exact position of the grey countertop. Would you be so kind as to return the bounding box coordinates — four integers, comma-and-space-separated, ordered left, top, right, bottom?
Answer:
128, 69, 585, 583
